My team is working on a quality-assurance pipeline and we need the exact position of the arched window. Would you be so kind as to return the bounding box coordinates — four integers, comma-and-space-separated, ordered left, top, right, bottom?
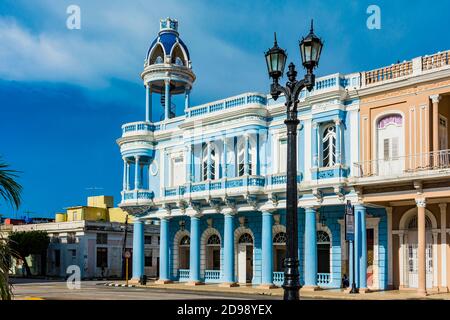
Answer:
149, 44, 165, 65
206, 234, 221, 270
178, 235, 190, 270
273, 232, 286, 272
238, 233, 253, 244
171, 45, 186, 66
273, 232, 287, 244
207, 234, 221, 245
407, 215, 432, 230
317, 230, 331, 274
180, 235, 190, 246
322, 124, 336, 167
202, 144, 217, 181
237, 138, 255, 176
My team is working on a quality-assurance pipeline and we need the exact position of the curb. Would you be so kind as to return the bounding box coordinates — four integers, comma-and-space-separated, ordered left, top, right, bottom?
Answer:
104, 283, 136, 288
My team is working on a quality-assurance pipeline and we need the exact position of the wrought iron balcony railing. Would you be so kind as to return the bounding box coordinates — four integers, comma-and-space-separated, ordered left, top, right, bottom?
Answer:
354, 150, 450, 179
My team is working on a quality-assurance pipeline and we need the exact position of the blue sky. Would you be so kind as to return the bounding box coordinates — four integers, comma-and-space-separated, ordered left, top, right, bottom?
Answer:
1, 0, 450, 218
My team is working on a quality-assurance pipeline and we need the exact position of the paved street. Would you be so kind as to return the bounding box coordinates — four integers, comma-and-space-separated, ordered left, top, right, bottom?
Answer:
11, 279, 281, 300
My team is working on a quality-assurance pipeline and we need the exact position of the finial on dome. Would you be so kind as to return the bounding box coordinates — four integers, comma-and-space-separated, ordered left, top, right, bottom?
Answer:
160, 17, 178, 34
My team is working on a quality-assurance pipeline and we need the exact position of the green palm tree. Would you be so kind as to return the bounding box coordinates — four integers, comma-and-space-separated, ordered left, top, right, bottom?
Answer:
0, 159, 22, 300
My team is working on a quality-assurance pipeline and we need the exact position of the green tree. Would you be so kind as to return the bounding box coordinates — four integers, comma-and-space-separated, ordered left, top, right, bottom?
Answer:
8, 231, 49, 277
0, 159, 22, 300
0, 160, 22, 210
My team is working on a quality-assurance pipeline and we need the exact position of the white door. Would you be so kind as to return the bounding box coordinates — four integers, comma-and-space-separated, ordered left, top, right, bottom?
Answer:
377, 117, 403, 176
407, 231, 433, 289
238, 244, 247, 284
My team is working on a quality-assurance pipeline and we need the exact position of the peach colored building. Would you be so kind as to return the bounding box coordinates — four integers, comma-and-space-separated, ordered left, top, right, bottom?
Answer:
354, 51, 450, 295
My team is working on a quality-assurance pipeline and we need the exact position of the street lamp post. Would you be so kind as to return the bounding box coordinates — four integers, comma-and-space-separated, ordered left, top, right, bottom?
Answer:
264, 21, 323, 301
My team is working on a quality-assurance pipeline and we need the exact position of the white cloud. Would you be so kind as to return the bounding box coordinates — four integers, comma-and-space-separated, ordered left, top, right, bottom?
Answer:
0, 17, 139, 87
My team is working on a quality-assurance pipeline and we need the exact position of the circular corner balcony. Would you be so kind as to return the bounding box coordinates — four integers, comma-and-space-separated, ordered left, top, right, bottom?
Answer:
119, 189, 155, 216
141, 63, 196, 93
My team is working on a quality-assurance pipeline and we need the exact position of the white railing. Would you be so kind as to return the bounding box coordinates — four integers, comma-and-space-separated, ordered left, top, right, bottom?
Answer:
205, 270, 221, 282
273, 272, 284, 286
354, 150, 450, 178
317, 273, 331, 285
178, 269, 190, 281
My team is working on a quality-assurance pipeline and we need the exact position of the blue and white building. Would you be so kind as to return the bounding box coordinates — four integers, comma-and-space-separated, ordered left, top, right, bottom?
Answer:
118, 18, 388, 290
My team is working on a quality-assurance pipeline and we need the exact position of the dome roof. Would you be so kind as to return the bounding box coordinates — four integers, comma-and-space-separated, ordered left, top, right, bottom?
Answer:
146, 18, 190, 64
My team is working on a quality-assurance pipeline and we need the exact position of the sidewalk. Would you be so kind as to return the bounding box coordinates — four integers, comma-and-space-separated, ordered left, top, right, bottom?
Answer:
104, 281, 450, 300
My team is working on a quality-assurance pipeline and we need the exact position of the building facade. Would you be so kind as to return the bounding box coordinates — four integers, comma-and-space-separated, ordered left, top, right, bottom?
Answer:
6, 196, 160, 279
119, 18, 450, 294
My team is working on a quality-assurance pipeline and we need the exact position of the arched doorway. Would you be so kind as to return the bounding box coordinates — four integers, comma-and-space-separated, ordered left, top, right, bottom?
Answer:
273, 232, 286, 272
179, 235, 190, 270
237, 233, 253, 284
206, 234, 221, 271
405, 215, 433, 289
317, 230, 331, 275
376, 114, 404, 175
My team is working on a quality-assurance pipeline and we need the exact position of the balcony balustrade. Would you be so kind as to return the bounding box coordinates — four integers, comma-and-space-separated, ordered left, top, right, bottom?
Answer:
160, 173, 303, 202
317, 273, 331, 286
178, 269, 190, 282
187, 92, 267, 118
204, 270, 221, 283
354, 150, 450, 180
273, 271, 284, 286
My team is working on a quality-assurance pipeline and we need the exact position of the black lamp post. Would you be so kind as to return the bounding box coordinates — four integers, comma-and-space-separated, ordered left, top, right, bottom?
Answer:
264, 21, 323, 301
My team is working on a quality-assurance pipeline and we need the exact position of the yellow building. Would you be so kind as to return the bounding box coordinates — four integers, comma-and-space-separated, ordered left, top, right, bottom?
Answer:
60, 196, 133, 224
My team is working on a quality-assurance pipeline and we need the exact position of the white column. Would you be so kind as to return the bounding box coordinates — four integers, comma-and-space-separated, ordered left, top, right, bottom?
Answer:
145, 84, 150, 122
386, 207, 393, 288
399, 231, 405, 287
185, 145, 192, 183
185, 87, 190, 110
334, 118, 342, 164
122, 157, 127, 191
244, 134, 249, 175
440, 203, 447, 290
126, 162, 130, 190
222, 136, 228, 178
207, 141, 212, 180
433, 231, 438, 288
134, 156, 140, 190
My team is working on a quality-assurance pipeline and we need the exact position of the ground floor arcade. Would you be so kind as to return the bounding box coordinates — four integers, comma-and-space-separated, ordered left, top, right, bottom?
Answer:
131, 205, 388, 291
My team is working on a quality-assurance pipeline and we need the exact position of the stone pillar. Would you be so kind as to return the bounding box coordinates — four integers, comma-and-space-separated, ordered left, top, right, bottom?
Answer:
145, 84, 151, 122
185, 87, 190, 110
431, 95, 441, 154
187, 215, 202, 285
334, 118, 342, 164
185, 145, 192, 183
122, 158, 127, 191
164, 79, 170, 120
398, 232, 405, 288
220, 213, 237, 287
386, 207, 393, 289
354, 204, 361, 288
222, 136, 228, 178
244, 134, 250, 175
312, 122, 319, 167
261, 211, 275, 288
440, 203, 448, 292
349, 239, 354, 287
156, 218, 171, 284
304, 207, 318, 289
132, 219, 144, 281
125, 162, 130, 190
355, 205, 368, 292
417, 198, 427, 296
134, 156, 140, 190
207, 141, 212, 180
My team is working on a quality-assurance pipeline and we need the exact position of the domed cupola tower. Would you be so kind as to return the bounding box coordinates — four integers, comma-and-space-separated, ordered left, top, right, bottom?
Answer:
142, 18, 196, 121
